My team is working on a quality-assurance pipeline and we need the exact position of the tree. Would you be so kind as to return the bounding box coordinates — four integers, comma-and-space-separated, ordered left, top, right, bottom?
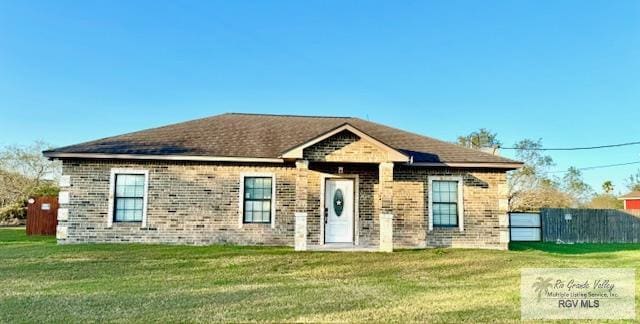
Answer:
588, 194, 623, 209
457, 128, 502, 150
588, 180, 622, 209
626, 169, 640, 192
602, 180, 614, 194
0, 141, 61, 221
0, 141, 61, 186
513, 179, 574, 211
561, 167, 593, 206
507, 139, 556, 211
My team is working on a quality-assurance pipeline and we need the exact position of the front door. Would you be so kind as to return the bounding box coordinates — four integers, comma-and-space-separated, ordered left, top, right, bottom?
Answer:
324, 179, 354, 243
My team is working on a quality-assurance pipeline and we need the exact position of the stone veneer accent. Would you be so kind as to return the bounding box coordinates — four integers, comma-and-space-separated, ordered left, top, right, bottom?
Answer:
294, 212, 307, 251
379, 214, 393, 252
58, 132, 510, 250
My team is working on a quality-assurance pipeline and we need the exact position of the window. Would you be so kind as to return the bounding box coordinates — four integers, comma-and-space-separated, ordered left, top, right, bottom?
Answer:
242, 176, 273, 223
108, 169, 149, 227
429, 178, 463, 229
114, 174, 146, 222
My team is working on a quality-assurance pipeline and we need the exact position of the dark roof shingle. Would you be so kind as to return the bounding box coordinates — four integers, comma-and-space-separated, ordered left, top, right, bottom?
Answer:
45, 113, 522, 165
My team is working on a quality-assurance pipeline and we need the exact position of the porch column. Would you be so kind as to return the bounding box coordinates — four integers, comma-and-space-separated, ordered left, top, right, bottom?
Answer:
379, 162, 394, 252
497, 181, 510, 250
294, 160, 309, 251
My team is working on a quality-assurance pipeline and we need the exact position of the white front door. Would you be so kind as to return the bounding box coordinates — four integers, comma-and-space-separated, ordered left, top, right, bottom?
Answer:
325, 179, 354, 243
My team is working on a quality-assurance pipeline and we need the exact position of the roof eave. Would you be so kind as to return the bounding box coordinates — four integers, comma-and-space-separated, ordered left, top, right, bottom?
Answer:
407, 161, 524, 170
42, 151, 285, 163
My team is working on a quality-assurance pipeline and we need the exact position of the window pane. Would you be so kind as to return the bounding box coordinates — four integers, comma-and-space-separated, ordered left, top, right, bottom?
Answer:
244, 178, 251, 189
433, 181, 458, 204
433, 201, 458, 226
114, 196, 144, 222
255, 188, 264, 199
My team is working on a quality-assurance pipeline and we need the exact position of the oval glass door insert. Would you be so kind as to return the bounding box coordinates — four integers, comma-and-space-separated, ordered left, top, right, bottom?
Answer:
333, 189, 344, 216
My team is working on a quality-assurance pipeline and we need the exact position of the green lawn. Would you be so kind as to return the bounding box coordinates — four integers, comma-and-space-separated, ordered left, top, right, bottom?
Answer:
1, 228, 639, 323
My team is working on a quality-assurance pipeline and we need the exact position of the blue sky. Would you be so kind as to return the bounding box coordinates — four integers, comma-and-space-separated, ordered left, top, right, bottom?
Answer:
1, 0, 639, 193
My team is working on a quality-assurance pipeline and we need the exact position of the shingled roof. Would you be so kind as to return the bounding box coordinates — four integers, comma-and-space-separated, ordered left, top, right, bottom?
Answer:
44, 113, 522, 168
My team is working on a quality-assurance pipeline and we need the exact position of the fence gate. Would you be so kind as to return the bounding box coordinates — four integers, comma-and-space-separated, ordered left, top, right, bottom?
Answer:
509, 212, 541, 242
26, 196, 58, 235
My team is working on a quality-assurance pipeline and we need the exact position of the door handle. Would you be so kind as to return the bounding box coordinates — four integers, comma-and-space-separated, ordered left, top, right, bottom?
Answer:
324, 208, 328, 224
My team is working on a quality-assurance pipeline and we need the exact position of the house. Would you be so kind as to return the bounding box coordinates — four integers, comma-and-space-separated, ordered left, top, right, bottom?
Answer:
619, 191, 640, 211
44, 113, 523, 251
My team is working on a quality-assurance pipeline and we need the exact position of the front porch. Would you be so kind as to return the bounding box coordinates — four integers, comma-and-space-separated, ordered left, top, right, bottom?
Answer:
306, 243, 380, 252
293, 160, 396, 253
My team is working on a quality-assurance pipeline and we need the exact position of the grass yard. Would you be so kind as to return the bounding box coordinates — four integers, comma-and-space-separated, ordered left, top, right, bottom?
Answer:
1, 228, 639, 323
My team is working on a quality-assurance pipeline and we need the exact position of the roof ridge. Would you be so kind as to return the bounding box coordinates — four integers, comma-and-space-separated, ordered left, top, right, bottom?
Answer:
226, 112, 353, 119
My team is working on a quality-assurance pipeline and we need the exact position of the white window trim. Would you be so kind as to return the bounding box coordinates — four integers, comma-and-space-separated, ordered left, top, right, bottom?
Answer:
108, 168, 150, 228
428, 175, 464, 232
239, 172, 276, 229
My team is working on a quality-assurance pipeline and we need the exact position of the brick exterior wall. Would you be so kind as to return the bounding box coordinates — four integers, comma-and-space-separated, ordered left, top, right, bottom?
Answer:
58, 160, 297, 245
393, 166, 508, 250
303, 130, 390, 163
57, 132, 509, 250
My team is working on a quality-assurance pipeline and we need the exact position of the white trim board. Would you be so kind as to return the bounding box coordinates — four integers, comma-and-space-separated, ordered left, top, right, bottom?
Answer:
44, 151, 523, 170
238, 172, 277, 229
44, 152, 284, 163
409, 162, 523, 169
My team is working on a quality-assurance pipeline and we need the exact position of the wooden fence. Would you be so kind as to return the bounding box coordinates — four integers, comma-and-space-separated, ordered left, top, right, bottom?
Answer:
26, 196, 58, 235
541, 208, 640, 243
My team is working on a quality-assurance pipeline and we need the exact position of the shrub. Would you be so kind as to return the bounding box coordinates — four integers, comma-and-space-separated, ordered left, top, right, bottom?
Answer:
0, 201, 26, 222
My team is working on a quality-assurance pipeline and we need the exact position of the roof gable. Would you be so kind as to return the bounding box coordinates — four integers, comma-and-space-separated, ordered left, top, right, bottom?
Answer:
281, 124, 409, 162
